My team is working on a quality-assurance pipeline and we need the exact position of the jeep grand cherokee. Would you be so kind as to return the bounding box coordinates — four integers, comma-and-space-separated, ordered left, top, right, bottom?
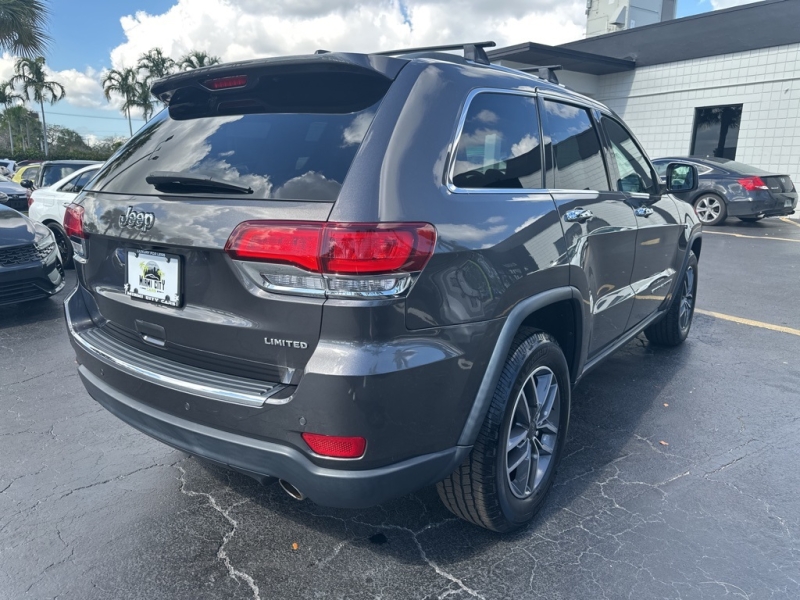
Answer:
64, 47, 701, 531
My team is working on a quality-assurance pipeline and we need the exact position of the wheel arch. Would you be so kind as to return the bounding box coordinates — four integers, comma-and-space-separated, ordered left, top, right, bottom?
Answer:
457, 287, 585, 446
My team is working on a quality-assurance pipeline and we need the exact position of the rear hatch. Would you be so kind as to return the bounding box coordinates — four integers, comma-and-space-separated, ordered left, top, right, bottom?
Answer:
75, 54, 405, 386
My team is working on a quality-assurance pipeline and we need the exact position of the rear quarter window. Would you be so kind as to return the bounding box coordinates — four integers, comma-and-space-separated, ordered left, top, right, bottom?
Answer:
451, 92, 544, 190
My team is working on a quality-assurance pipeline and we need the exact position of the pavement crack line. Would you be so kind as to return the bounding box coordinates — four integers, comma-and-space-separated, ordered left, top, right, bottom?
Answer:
176, 465, 260, 600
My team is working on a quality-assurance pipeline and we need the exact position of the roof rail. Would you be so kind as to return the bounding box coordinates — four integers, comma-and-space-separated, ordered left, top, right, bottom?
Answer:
372, 41, 496, 65
517, 64, 562, 84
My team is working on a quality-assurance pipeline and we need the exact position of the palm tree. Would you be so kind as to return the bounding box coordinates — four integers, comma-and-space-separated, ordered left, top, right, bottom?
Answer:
0, 80, 22, 152
102, 67, 138, 137
0, 0, 50, 58
134, 79, 155, 123
11, 56, 65, 156
179, 50, 221, 71
137, 48, 176, 84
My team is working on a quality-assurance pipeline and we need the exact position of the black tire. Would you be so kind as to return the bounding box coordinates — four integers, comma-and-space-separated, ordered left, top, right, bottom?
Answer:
693, 193, 727, 226
437, 329, 570, 532
48, 222, 73, 268
644, 251, 698, 346
737, 216, 763, 223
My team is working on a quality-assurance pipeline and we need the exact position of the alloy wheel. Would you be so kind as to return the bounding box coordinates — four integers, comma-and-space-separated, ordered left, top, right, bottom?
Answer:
695, 196, 722, 224
505, 366, 560, 499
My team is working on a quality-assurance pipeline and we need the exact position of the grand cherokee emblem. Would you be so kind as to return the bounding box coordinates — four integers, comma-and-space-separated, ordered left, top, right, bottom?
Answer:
120, 206, 155, 232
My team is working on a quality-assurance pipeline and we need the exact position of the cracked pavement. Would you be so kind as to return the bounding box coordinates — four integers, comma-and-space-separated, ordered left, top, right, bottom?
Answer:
2, 219, 799, 599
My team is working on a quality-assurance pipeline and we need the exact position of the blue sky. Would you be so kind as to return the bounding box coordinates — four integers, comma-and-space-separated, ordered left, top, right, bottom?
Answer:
34, 0, 724, 141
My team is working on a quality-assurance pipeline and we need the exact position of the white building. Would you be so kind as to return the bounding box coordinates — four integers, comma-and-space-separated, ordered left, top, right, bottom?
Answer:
586, 0, 676, 37
491, 0, 800, 191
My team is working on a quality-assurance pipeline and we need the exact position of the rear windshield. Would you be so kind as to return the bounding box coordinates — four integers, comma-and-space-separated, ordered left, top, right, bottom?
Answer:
90, 103, 382, 201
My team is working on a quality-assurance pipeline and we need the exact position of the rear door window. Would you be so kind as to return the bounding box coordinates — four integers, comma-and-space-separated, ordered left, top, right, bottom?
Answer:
451, 92, 543, 190
90, 103, 382, 201
541, 100, 610, 191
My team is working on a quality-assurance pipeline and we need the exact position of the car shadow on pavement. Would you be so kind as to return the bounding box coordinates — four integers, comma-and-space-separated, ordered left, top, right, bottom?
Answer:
189, 334, 695, 567
0, 289, 71, 331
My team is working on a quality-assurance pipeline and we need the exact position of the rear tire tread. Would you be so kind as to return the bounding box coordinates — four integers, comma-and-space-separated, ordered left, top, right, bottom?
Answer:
437, 328, 564, 532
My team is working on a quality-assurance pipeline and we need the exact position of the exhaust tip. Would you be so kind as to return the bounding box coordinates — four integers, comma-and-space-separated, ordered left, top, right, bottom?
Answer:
279, 479, 306, 501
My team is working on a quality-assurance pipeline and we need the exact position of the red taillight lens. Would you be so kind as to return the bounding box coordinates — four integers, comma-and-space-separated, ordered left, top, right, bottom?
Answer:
63, 204, 86, 239
738, 176, 768, 191
322, 223, 436, 275
204, 75, 247, 90
225, 222, 322, 272
225, 221, 436, 275
27, 195, 33, 208
301, 433, 366, 459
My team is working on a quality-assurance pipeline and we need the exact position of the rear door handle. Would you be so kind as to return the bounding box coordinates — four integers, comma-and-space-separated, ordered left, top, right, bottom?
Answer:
635, 207, 654, 217
564, 208, 594, 223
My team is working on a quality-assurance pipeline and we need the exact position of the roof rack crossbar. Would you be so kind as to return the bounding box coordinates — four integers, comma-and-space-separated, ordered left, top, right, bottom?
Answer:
517, 64, 562, 84
373, 41, 496, 65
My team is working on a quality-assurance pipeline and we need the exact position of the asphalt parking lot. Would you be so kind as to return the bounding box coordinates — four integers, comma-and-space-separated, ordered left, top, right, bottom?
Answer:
2, 218, 799, 600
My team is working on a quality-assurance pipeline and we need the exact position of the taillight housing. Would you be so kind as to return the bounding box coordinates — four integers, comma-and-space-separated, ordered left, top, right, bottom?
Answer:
27, 195, 34, 208
302, 433, 366, 459
63, 204, 87, 239
738, 176, 768, 191
225, 221, 436, 299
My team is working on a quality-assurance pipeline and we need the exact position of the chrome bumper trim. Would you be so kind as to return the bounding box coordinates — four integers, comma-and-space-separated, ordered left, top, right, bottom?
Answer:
64, 288, 287, 408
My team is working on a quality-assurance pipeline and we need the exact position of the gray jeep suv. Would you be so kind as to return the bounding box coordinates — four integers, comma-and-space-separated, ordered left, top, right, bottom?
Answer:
63, 46, 701, 532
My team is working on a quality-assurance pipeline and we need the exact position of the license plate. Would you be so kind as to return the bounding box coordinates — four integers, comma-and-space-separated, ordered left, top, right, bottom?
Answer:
124, 250, 181, 307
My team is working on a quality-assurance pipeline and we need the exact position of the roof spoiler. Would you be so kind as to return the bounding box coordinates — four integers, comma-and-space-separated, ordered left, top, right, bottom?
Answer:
150, 53, 408, 105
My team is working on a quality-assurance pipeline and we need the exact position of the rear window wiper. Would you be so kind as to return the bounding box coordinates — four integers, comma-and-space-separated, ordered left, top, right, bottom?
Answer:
145, 171, 254, 195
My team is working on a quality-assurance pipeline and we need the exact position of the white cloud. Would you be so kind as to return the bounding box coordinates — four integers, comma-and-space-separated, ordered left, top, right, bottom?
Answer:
109, 0, 586, 69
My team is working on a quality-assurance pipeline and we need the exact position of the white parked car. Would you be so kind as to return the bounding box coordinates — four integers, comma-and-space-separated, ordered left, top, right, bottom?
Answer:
28, 164, 102, 266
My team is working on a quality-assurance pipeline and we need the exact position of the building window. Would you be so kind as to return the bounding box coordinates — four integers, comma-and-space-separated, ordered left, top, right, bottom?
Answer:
690, 104, 743, 160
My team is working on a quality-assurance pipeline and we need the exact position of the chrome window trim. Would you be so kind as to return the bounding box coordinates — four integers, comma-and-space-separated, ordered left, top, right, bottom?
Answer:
446, 87, 551, 195
64, 288, 288, 408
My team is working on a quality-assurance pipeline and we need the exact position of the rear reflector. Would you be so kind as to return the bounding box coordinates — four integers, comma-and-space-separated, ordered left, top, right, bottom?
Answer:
64, 204, 87, 239
225, 221, 436, 275
204, 75, 248, 90
302, 433, 366, 459
738, 176, 768, 191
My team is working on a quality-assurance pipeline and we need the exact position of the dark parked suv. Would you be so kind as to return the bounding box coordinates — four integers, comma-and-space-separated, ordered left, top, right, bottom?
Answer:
63, 47, 701, 531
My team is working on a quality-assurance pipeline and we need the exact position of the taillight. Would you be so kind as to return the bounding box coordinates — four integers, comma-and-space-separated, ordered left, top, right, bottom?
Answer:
322, 224, 436, 275
738, 176, 768, 191
63, 204, 86, 239
27, 195, 33, 208
225, 222, 322, 272
302, 433, 366, 459
225, 221, 436, 299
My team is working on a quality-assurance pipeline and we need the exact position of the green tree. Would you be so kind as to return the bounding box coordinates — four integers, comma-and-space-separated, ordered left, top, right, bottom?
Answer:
137, 48, 176, 83
46, 124, 91, 153
0, 80, 22, 153
11, 56, 65, 157
1, 105, 42, 151
179, 50, 221, 71
102, 67, 138, 137
0, 0, 50, 58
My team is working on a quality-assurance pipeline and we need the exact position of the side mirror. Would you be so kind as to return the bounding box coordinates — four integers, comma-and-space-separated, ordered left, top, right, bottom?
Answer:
20, 179, 34, 189
664, 163, 698, 193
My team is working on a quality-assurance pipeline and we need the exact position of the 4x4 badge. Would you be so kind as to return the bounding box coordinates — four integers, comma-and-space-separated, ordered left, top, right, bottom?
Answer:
120, 206, 155, 232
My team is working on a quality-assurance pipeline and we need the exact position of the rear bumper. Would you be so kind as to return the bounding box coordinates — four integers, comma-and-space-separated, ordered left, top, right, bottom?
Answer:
79, 365, 468, 508
64, 285, 490, 508
0, 250, 64, 306
727, 195, 797, 217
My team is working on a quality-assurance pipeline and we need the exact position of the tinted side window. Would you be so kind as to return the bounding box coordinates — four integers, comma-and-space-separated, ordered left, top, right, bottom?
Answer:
602, 117, 656, 194
452, 93, 543, 190
59, 172, 83, 193
542, 100, 609, 191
